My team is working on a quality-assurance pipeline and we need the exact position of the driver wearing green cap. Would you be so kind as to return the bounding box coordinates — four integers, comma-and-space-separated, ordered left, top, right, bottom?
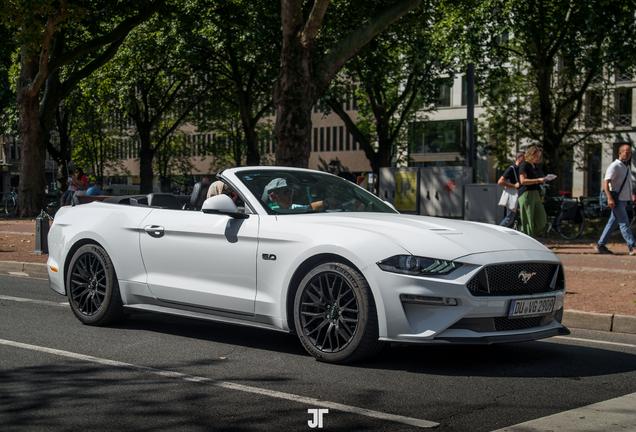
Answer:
263, 178, 331, 211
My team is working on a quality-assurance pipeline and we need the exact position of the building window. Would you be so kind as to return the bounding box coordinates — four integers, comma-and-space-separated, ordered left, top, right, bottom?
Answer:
586, 91, 603, 128
494, 32, 509, 44
346, 131, 350, 150
320, 127, 324, 152
332, 127, 337, 151
614, 88, 632, 127
435, 83, 451, 108
339, 126, 344, 151
326, 126, 331, 151
409, 120, 467, 167
616, 69, 634, 83
313, 128, 318, 152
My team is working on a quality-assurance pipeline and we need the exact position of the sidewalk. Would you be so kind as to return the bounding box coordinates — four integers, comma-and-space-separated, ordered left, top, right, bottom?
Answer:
2, 218, 636, 334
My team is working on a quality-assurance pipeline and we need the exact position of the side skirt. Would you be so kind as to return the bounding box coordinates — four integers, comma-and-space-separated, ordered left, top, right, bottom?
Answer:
124, 303, 290, 333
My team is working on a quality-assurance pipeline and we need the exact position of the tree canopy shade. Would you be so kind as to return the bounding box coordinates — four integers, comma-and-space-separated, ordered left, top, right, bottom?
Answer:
0, 23, 18, 136
438, 0, 636, 190
96, 13, 214, 194
274, 0, 422, 168
193, 0, 281, 167
325, 6, 451, 176
1, 0, 166, 216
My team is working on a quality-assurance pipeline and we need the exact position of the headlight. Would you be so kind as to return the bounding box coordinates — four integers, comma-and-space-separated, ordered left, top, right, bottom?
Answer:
377, 255, 461, 276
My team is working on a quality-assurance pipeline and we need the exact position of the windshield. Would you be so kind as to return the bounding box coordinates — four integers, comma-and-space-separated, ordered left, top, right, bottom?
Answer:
235, 169, 398, 215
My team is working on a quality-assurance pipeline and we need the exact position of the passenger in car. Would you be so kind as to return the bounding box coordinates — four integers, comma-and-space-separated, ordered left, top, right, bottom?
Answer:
206, 180, 237, 201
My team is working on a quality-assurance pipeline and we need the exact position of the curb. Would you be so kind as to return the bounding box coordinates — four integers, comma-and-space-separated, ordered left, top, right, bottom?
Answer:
562, 310, 636, 335
0, 261, 48, 276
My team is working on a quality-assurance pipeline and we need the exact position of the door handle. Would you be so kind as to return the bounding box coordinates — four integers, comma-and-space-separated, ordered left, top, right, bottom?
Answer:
144, 225, 165, 238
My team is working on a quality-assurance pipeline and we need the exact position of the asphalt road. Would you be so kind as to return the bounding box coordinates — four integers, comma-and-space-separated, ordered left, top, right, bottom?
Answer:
2, 273, 636, 431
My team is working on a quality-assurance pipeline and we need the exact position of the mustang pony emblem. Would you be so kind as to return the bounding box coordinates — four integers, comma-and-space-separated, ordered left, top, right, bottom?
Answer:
518, 271, 537, 284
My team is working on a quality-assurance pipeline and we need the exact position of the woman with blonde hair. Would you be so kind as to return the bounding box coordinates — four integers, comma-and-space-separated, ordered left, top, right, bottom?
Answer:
518, 146, 548, 237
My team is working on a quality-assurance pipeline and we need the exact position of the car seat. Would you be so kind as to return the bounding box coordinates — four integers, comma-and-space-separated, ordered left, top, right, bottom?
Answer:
146, 193, 183, 209
190, 182, 211, 210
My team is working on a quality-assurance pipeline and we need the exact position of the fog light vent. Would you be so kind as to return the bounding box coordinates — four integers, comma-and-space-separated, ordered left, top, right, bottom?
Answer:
400, 294, 457, 306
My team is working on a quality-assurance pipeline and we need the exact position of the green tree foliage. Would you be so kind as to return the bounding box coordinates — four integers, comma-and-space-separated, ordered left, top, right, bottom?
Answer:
439, 0, 636, 191
68, 86, 128, 184
0, 23, 18, 136
97, 13, 212, 193
193, 0, 281, 166
1, 0, 166, 216
274, 0, 422, 168
154, 130, 196, 192
324, 6, 451, 175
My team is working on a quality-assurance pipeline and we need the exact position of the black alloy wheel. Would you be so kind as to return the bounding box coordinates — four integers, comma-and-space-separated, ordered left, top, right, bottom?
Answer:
66, 244, 126, 325
294, 262, 382, 364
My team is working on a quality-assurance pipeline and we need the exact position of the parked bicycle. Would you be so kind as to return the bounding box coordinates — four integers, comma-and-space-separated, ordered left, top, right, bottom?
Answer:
514, 184, 586, 239
1, 188, 18, 214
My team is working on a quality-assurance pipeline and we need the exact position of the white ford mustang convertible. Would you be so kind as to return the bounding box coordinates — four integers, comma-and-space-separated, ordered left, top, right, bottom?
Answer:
47, 167, 569, 363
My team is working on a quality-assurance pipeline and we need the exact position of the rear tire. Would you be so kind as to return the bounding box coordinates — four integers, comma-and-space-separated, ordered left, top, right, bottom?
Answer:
294, 262, 382, 364
557, 208, 585, 240
3, 198, 14, 215
66, 244, 126, 325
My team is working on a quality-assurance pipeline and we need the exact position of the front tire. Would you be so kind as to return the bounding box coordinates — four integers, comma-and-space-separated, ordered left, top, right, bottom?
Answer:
294, 262, 382, 364
66, 244, 126, 325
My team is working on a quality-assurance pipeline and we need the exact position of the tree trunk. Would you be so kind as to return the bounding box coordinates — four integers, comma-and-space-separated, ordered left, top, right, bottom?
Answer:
15, 51, 48, 217
274, 33, 315, 167
139, 134, 155, 194
274, 0, 421, 168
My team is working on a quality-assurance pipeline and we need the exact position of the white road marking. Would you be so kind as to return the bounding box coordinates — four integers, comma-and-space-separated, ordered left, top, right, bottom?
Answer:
8, 272, 29, 276
552, 336, 636, 349
0, 295, 67, 307
0, 338, 438, 428
492, 391, 636, 431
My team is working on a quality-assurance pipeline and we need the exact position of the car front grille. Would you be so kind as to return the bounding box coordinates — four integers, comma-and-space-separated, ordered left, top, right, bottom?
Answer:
466, 263, 564, 296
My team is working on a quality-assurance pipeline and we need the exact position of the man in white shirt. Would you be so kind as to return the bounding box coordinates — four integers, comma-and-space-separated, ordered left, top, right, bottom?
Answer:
596, 144, 636, 254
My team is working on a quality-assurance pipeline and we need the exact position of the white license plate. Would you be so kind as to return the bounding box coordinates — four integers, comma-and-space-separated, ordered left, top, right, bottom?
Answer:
508, 297, 555, 318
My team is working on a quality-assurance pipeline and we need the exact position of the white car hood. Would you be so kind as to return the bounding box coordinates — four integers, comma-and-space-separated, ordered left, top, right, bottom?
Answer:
285, 213, 550, 260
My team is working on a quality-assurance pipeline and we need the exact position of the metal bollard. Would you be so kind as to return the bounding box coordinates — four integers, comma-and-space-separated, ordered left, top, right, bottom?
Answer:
33, 215, 49, 255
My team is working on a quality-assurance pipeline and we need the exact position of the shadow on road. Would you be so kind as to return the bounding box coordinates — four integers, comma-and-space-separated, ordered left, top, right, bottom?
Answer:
113, 312, 636, 378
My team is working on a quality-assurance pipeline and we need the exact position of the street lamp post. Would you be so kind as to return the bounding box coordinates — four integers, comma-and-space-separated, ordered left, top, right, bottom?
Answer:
466, 63, 475, 180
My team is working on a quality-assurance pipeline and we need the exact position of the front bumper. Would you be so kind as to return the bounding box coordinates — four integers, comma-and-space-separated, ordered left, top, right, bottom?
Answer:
364, 249, 567, 344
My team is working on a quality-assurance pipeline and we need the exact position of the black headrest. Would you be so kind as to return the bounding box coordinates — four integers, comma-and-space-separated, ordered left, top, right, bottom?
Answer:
147, 193, 183, 209
190, 182, 211, 210
103, 195, 147, 205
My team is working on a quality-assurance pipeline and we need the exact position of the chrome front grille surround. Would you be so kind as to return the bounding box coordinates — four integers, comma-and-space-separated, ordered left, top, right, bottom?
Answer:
466, 263, 564, 296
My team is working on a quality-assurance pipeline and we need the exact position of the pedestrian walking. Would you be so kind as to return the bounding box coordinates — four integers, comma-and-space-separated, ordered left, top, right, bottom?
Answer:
518, 146, 548, 237
596, 144, 636, 255
498, 151, 525, 227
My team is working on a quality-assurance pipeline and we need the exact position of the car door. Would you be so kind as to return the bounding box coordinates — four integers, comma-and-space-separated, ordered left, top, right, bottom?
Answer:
139, 208, 259, 315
